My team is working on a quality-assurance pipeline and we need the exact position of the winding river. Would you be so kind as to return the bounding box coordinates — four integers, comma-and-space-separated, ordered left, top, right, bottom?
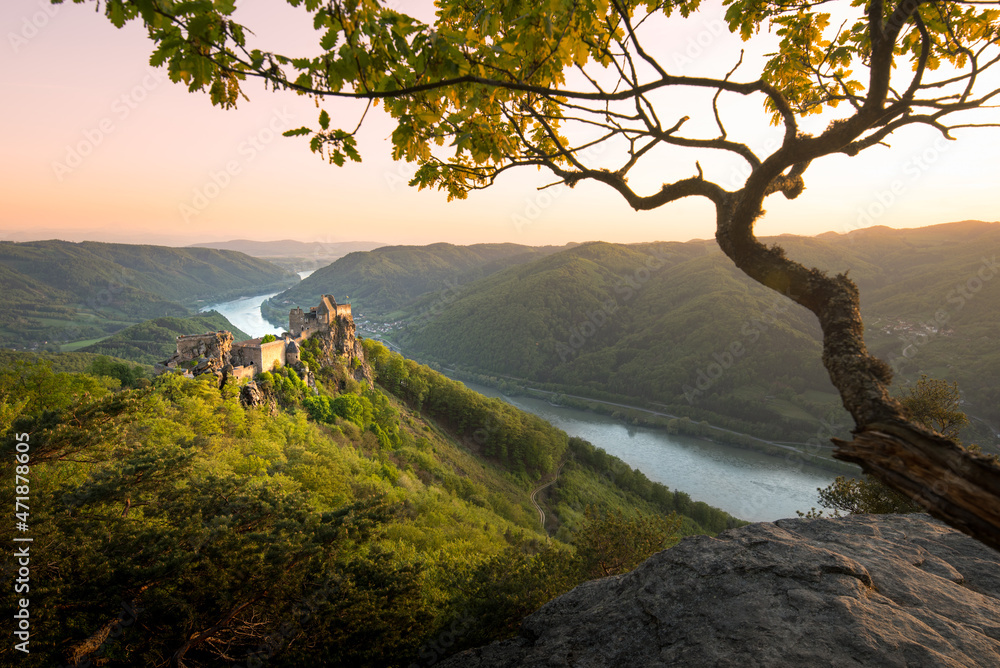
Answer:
198, 271, 313, 338
202, 282, 839, 522
459, 380, 838, 522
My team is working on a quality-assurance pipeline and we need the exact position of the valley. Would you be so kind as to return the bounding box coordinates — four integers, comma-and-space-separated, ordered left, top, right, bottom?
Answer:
261, 222, 1000, 453
3, 225, 996, 666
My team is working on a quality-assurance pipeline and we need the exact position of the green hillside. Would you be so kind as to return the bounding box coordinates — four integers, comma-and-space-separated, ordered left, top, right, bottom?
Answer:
262, 242, 569, 324
79, 312, 251, 365
0, 340, 738, 667
352, 222, 1000, 444
0, 240, 298, 348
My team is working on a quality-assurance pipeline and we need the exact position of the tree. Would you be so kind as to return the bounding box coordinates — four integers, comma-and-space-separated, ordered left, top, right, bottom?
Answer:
574, 505, 682, 578
814, 376, 971, 515
80, 0, 1000, 549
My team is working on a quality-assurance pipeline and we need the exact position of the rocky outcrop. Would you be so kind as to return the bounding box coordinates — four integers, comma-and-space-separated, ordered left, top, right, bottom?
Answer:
159, 298, 372, 389
163, 331, 233, 370
441, 514, 1000, 668
310, 323, 374, 386
238, 380, 277, 412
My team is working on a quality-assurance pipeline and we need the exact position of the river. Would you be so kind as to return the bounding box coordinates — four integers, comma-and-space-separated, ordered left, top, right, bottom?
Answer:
199, 270, 313, 338
457, 379, 837, 522
203, 283, 838, 522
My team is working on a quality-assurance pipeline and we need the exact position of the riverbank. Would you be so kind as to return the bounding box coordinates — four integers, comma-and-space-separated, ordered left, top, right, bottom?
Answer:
433, 365, 859, 477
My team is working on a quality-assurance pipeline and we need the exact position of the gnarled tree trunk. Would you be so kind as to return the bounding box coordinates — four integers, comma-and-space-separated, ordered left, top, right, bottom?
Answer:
716, 198, 1000, 553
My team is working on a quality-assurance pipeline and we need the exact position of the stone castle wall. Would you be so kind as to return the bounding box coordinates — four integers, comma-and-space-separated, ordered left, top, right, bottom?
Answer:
258, 339, 286, 372
164, 296, 356, 384
230, 365, 256, 382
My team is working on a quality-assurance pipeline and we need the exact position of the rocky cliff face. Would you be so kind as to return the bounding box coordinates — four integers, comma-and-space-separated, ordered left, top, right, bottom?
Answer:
442, 514, 1000, 668
310, 315, 374, 386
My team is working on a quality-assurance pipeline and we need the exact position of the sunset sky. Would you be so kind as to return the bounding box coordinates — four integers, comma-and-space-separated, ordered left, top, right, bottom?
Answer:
2, 0, 997, 248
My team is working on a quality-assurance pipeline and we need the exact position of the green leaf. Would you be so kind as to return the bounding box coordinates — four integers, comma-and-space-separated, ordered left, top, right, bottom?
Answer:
107, 1, 127, 28
319, 110, 330, 130
283, 127, 313, 137
320, 27, 340, 51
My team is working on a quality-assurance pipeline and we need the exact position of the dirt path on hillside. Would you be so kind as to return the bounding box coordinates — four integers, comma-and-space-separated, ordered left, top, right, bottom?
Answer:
530, 465, 563, 533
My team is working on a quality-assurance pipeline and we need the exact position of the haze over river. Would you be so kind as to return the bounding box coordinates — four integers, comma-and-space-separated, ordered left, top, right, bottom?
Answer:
203, 283, 838, 522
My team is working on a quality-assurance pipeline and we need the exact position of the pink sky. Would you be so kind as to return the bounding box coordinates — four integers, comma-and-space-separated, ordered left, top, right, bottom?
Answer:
1, 0, 997, 248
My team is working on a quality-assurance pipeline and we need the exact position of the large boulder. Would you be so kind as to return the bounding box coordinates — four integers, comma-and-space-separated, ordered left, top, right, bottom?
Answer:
442, 514, 1000, 667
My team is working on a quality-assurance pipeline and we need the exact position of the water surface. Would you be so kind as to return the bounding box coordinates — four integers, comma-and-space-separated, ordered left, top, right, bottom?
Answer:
199, 270, 315, 338
462, 380, 836, 522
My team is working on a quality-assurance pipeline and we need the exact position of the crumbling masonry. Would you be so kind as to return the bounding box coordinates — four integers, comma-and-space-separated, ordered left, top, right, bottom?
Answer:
161, 295, 354, 382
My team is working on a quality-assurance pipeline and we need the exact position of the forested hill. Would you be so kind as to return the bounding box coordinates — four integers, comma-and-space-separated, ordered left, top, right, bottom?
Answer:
0, 341, 740, 666
79, 312, 250, 365
297, 221, 999, 444
0, 240, 297, 348
263, 242, 571, 321
0, 240, 298, 304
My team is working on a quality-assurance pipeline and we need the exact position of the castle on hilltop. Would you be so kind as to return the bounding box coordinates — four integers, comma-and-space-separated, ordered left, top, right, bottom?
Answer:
161, 295, 353, 381
289, 295, 352, 338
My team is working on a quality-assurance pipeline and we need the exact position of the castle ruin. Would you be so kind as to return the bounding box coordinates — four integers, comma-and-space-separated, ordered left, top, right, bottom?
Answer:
161, 295, 353, 381
289, 295, 352, 338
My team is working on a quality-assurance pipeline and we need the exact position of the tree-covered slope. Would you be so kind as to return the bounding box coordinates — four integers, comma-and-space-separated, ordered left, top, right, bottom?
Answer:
0, 240, 298, 348
392, 222, 1000, 440
263, 242, 569, 321
79, 312, 250, 364
0, 240, 298, 305
0, 341, 738, 667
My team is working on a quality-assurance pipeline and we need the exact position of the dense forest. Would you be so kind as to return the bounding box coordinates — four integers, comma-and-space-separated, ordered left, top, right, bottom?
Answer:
0, 240, 297, 349
0, 342, 739, 667
319, 222, 1000, 447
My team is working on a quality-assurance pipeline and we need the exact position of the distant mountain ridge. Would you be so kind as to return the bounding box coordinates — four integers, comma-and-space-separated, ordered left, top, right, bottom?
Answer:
188, 239, 384, 258
188, 239, 386, 272
0, 240, 297, 348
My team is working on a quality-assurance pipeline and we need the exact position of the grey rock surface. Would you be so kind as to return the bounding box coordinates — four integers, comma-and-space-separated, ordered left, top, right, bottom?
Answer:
440, 514, 1000, 667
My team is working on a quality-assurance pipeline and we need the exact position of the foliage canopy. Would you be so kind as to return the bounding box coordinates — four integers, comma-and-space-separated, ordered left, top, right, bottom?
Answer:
3, 349, 731, 666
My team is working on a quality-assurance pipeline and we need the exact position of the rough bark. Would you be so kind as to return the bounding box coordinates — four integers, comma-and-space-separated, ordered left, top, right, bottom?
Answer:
716, 200, 1000, 553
